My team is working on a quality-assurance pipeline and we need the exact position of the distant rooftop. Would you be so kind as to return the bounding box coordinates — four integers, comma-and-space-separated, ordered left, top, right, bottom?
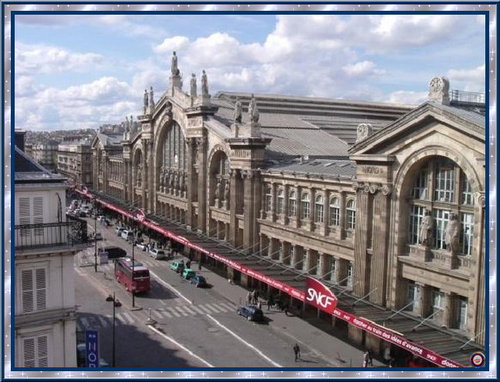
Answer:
15, 146, 66, 184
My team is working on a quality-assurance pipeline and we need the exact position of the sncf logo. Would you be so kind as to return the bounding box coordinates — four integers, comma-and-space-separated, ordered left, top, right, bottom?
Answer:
306, 288, 336, 309
305, 277, 338, 314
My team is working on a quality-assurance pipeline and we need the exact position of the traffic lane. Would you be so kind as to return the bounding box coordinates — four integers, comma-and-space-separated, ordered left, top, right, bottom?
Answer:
74, 267, 206, 368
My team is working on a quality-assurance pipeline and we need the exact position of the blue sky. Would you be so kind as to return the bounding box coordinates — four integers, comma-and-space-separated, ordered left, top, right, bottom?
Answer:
14, 13, 486, 131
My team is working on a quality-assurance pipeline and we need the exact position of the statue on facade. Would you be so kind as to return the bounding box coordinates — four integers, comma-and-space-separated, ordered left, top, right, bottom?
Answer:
174, 171, 180, 192
215, 178, 222, 201
179, 171, 185, 195
201, 70, 209, 97
136, 164, 142, 187
143, 89, 149, 114
248, 94, 259, 123
171, 51, 179, 75
224, 180, 230, 203
419, 209, 433, 246
149, 86, 155, 109
444, 213, 460, 253
234, 98, 242, 123
159, 166, 165, 189
169, 170, 175, 191
182, 173, 187, 192
190, 73, 197, 98
130, 115, 135, 133
356, 123, 373, 143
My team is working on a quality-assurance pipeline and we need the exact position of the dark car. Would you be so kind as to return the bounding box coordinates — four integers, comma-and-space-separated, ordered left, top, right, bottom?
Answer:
237, 305, 264, 321
98, 246, 126, 260
190, 275, 208, 288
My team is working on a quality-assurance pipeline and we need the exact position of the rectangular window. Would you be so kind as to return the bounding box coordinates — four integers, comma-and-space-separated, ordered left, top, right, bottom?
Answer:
460, 213, 474, 256
457, 297, 468, 330
411, 170, 428, 200
409, 206, 425, 244
461, 173, 474, 205
432, 288, 444, 321
433, 209, 450, 249
434, 162, 454, 202
21, 268, 47, 313
23, 335, 48, 367
346, 263, 353, 289
406, 281, 416, 312
329, 206, 340, 226
289, 198, 297, 217
301, 201, 310, 220
277, 195, 284, 215
315, 204, 324, 223
347, 210, 356, 230
330, 259, 337, 283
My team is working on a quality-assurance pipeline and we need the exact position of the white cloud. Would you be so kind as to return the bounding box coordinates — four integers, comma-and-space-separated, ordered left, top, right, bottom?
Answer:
154, 36, 190, 54
447, 65, 485, 92
15, 43, 103, 75
387, 90, 428, 105
342, 61, 385, 77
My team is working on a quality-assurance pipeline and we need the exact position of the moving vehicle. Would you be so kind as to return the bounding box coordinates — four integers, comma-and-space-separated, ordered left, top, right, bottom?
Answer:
181, 268, 196, 280
94, 232, 103, 241
115, 226, 125, 236
121, 230, 134, 242
149, 248, 166, 260
115, 257, 151, 293
190, 275, 208, 288
170, 260, 185, 273
136, 242, 148, 251
98, 246, 126, 260
237, 305, 264, 321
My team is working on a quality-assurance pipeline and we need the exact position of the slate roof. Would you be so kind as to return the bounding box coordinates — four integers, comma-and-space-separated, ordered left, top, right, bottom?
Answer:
430, 101, 485, 129
265, 158, 357, 178
15, 146, 66, 183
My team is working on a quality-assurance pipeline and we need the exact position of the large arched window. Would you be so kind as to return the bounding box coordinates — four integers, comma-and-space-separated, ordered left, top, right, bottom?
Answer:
288, 190, 297, 217
265, 187, 272, 212
315, 195, 324, 223
301, 193, 310, 220
346, 199, 356, 230
329, 197, 340, 226
277, 189, 285, 215
408, 157, 475, 255
162, 122, 187, 171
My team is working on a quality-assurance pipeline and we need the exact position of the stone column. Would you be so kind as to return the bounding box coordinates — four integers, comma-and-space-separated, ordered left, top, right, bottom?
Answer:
228, 169, 238, 245
196, 137, 207, 233
339, 191, 346, 239
147, 139, 154, 213
243, 170, 256, 252
278, 240, 286, 263
370, 187, 391, 305
102, 153, 108, 194
414, 282, 430, 318
441, 292, 453, 328
353, 186, 370, 297
317, 252, 327, 277
270, 182, 277, 222
186, 138, 196, 229
268, 237, 276, 259
303, 248, 312, 273
336, 258, 348, 286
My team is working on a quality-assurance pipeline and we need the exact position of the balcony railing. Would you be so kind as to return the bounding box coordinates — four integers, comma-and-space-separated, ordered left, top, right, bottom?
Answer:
15, 218, 89, 251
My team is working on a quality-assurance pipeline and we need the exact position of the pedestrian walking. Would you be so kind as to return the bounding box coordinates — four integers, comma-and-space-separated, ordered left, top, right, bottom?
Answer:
198, 261, 202, 270
186, 260, 191, 269
293, 343, 301, 362
267, 295, 274, 311
284, 303, 289, 316
363, 351, 370, 367
368, 350, 374, 366
246, 291, 252, 305
257, 301, 262, 310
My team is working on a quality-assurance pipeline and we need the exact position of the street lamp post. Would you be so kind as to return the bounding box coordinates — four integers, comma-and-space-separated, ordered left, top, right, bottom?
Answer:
105, 293, 121, 367
94, 198, 98, 273
131, 228, 136, 308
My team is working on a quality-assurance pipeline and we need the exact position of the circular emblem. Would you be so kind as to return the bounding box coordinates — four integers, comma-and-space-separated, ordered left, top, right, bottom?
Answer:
429, 77, 443, 93
470, 352, 485, 367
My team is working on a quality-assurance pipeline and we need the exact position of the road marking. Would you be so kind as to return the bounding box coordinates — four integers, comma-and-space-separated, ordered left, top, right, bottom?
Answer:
98, 316, 109, 328
160, 310, 173, 319
159, 299, 167, 305
206, 315, 282, 367
149, 270, 192, 305
152, 310, 166, 320
147, 325, 213, 367
203, 304, 222, 314
179, 305, 197, 315
197, 305, 213, 314
166, 307, 182, 317
121, 312, 135, 324
220, 302, 236, 311
115, 313, 125, 324
80, 317, 89, 329
190, 305, 205, 315
174, 306, 190, 317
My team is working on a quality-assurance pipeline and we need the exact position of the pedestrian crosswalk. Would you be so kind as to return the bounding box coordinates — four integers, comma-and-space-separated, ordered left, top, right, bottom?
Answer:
76, 301, 237, 331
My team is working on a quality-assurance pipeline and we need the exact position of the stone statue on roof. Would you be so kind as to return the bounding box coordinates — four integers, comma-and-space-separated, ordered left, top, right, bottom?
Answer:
143, 89, 148, 114
419, 209, 433, 246
248, 94, 259, 123
190, 73, 197, 98
149, 86, 155, 109
428, 76, 450, 105
171, 51, 179, 76
234, 98, 242, 124
444, 213, 460, 253
201, 70, 209, 97
356, 123, 373, 143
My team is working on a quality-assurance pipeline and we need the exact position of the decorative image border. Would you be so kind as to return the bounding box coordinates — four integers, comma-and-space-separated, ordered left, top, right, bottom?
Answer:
3, 1, 496, 380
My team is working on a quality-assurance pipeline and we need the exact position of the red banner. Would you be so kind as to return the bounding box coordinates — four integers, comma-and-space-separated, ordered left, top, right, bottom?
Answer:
75, 189, 464, 368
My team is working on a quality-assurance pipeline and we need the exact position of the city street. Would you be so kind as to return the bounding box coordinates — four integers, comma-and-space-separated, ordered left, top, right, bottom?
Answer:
75, 216, 375, 368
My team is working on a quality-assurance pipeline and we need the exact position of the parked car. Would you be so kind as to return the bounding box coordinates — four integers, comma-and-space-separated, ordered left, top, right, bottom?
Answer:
170, 260, 185, 273
94, 232, 103, 241
76, 343, 110, 367
181, 268, 196, 280
121, 230, 134, 241
136, 242, 148, 251
115, 226, 125, 236
190, 275, 208, 288
98, 246, 127, 260
237, 305, 264, 321
149, 248, 166, 260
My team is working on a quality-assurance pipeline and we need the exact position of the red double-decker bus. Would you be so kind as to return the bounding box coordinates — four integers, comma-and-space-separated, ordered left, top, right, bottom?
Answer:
115, 257, 151, 293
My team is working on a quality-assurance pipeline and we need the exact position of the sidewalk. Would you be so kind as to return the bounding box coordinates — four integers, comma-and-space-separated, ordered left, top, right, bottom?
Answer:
195, 261, 384, 368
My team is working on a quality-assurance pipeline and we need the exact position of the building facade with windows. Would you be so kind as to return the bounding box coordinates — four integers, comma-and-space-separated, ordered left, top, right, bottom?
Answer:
90, 55, 485, 350
57, 138, 94, 187
14, 134, 88, 367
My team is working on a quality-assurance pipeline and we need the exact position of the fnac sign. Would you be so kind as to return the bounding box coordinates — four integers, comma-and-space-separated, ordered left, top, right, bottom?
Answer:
306, 277, 338, 314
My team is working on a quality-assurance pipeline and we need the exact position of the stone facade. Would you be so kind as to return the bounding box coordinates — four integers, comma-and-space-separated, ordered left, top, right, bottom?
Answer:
91, 59, 486, 347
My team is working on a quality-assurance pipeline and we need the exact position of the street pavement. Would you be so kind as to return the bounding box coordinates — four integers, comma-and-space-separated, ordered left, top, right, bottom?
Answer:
75, 217, 382, 368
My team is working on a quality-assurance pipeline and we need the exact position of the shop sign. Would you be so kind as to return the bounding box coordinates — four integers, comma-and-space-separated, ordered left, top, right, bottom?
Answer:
306, 277, 338, 314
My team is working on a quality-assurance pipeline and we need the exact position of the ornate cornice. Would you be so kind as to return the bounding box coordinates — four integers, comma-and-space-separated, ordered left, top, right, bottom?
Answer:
352, 182, 392, 196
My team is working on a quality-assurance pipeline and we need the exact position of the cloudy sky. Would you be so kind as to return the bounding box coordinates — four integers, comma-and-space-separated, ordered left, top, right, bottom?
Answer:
14, 13, 485, 131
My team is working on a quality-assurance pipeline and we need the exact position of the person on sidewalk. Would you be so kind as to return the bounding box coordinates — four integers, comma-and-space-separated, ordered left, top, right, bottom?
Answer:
363, 350, 370, 367
267, 295, 274, 311
293, 343, 301, 362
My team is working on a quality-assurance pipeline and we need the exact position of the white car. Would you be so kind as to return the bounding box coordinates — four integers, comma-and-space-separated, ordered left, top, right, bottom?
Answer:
136, 242, 148, 251
149, 248, 166, 260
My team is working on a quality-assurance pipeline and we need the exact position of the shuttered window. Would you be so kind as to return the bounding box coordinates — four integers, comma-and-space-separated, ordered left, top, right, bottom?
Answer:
19, 198, 31, 237
23, 335, 49, 367
33, 197, 44, 236
21, 268, 47, 313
